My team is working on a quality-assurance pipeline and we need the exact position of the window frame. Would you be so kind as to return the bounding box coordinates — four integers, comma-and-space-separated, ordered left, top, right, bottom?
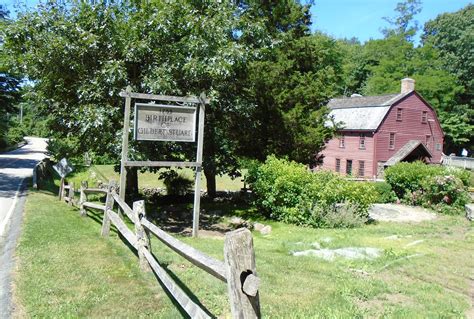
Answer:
389, 133, 395, 150
346, 159, 353, 175
335, 158, 341, 173
421, 111, 428, 123
396, 108, 403, 121
339, 135, 345, 148
358, 160, 365, 177
359, 133, 366, 149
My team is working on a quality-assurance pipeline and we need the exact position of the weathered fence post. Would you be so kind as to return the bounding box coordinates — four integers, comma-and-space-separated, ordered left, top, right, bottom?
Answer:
32, 163, 38, 189
101, 181, 117, 237
58, 177, 65, 200
68, 182, 75, 206
79, 181, 88, 216
133, 200, 152, 272
224, 228, 261, 319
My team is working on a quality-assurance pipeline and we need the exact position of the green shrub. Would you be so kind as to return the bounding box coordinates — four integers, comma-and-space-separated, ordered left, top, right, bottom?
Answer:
162, 170, 193, 196
385, 161, 469, 214
421, 175, 469, 214
384, 162, 444, 198
373, 182, 397, 203
247, 156, 378, 227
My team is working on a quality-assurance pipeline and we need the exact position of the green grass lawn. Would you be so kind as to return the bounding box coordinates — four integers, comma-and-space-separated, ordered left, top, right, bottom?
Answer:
14, 185, 474, 318
65, 165, 245, 192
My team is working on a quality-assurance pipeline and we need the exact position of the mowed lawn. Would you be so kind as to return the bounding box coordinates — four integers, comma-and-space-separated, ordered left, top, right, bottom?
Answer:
14, 189, 474, 318
66, 165, 245, 192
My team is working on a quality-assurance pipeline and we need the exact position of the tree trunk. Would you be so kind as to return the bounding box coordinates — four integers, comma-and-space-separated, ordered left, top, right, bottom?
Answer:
204, 167, 217, 199
126, 167, 138, 201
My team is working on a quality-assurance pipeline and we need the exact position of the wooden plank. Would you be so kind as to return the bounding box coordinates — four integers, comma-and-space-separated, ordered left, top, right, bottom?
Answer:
119, 86, 132, 202
124, 161, 201, 168
106, 209, 138, 249
119, 91, 210, 104
79, 181, 88, 216
83, 188, 107, 193
133, 201, 151, 272
224, 228, 261, 318
59, 177, 65, 200
142, 249, 211, 319
83, 202, 106, 211
141, 218, 226, 282
68, 182, 74, 206
112, 192, 137, 223
101, 181, 117, 237
192, 94, 206, 237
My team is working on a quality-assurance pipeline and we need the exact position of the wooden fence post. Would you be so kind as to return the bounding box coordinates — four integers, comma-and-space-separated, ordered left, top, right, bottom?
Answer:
133, 200, 152, 272
101, 181, 117, 237
58, 177, 65, 200
68, 182, 75, 206
224, 228, 261, 319
79, 181, 88, 216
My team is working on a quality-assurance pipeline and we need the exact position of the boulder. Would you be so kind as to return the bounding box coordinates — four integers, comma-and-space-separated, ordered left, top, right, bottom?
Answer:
466, 204, 474, 221
253, 223, 265, 232
260, 225, 272, 235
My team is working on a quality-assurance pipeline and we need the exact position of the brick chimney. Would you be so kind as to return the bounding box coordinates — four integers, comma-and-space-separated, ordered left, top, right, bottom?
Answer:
401, 78, 415, 94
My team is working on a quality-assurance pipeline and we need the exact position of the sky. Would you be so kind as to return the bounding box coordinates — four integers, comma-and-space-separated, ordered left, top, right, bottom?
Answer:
2, 0, 472, 44
310, 0, 472, 43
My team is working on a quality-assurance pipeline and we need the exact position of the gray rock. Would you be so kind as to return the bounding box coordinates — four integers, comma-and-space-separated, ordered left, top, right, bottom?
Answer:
253, 223, 265, 231
292, 247, 382, 261
466, 204, 474, 221
260, 225, 272, 235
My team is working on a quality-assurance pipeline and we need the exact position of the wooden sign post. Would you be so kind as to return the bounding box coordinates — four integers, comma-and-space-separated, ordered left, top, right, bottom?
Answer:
118, 88, 209, 237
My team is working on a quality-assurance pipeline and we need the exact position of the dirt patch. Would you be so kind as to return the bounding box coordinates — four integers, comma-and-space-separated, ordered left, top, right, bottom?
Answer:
357, 293, 414, 315
151, 206, 232, 237
369, 204, 437, 222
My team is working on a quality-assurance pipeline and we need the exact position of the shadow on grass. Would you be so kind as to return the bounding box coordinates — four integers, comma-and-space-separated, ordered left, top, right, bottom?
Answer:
150, 252, 215, 319
61, 190, 212, 317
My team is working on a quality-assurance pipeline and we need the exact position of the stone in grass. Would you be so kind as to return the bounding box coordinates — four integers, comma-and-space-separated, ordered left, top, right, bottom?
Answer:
253, 223, 265, 232
229, 216, 252, 229
466, 204, 474, 221
260, 225, 272, 235
292, 247, 382, 261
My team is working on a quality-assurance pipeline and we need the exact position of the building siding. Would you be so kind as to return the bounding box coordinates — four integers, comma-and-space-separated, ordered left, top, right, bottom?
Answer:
321, 131, 375, 177
374, 93, 444, 164
321, 92, 444, 177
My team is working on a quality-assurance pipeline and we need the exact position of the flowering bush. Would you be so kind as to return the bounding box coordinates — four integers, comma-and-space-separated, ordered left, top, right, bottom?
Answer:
385, 162, 469, 214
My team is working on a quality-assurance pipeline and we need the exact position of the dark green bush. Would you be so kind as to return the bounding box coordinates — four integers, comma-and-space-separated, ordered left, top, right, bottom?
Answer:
162, 170, 193, 196
247, 156, 377, 227
385, 162, 443, 198
373, 182, 397, 203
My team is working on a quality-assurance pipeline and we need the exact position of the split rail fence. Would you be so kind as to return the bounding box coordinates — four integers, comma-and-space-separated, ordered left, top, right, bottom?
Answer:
58, 179, 261, 318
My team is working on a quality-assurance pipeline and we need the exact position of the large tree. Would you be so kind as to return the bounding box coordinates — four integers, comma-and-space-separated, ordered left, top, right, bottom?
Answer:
0, 5, 21, 145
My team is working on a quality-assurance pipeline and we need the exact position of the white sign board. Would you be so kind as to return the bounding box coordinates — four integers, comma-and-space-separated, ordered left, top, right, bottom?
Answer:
134, 103, 196, 142
53, 158, 74, 178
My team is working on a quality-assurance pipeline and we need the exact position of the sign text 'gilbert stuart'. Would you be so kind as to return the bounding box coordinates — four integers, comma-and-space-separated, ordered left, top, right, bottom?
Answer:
134, 103, 196, 142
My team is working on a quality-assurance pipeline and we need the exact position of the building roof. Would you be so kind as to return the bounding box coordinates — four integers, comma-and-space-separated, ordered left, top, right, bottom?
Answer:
327, 92, 410, 131
384, 140, 432, 166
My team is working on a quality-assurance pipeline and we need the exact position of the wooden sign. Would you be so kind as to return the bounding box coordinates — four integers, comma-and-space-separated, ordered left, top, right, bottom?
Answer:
134, 103, 196, 142
53, 158, 74, 178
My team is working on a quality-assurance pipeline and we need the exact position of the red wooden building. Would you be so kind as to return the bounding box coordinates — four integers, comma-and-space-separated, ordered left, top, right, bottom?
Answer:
320, 78, 444, 178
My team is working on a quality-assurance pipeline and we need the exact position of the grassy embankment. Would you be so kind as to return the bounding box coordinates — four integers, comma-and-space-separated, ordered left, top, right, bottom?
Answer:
14, 168, 474, 318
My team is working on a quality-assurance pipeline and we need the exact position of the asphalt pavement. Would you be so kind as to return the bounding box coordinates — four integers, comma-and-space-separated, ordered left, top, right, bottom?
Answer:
0, 137, 48, 318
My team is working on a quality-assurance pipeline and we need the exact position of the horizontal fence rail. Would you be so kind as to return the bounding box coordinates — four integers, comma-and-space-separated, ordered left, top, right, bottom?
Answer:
442, 155, 474, 170
58, 179, 261, 318
141, 218, 227, 282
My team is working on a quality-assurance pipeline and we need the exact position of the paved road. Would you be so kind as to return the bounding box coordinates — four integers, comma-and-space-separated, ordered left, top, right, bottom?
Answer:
0, 137, 48, 318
